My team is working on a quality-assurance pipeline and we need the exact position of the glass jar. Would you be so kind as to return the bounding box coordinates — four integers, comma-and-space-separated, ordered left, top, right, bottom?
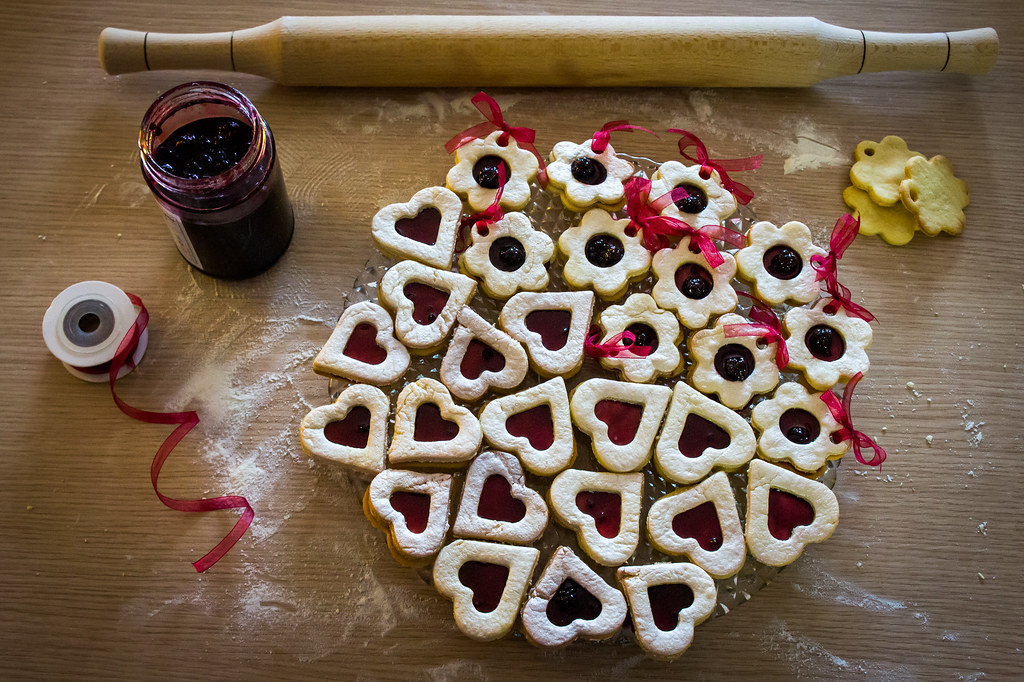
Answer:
139, 82, 294, 279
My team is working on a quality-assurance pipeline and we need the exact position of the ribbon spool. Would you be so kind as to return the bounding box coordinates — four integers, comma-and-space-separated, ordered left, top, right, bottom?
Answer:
42, 281, 148, 382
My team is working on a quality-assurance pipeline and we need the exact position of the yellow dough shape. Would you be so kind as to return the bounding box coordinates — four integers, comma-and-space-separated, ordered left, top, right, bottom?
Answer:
843, 185, 918, 246
849, 136, 923, 207
899, 155, 969, 236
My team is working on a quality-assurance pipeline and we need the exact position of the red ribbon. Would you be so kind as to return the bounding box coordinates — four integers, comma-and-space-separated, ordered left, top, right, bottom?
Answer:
723, 293, 789, 369
667, 129, 762, 205
590, 120, 657, 154
583, 325, 652, 359
444, 91, 548, 186
107, 294, 254, 572
820, 372, 887, 467
810, 215, 876, 323
455, 165, 507, 254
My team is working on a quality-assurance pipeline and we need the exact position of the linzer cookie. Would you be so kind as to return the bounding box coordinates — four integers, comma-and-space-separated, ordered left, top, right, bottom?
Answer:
784, 299, 872, 391
499, 291, 594, 378
649, 160, 737, 226
479, 377, 575, 476
651, 236, 738, 329
594, 293, 682, 383
371, 186, 462, 268
688, 313, 781, 409
549, 469, 643, 567
735, 221, 826, 306
459, 211, 554, 299
546, 130, 637, 212
312, 301, 410, 385
440, 306, 529, 402
558, 208, 651, 300
751, 382, 849, 473
446, 130, 539, 212
364, 469, 452, 566
388, 378, 482, 466
452, 450, 548, 545
850, 135, 924, 207
300, 384, 390, 475
900, 155, 969, 236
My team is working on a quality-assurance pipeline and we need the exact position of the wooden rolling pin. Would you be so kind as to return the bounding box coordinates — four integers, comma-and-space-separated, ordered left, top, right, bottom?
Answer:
99, 16, 998, 87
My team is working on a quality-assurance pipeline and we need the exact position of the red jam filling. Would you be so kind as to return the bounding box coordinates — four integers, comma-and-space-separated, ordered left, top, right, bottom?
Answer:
413, 403, 460, 442
570, 156, 608, 186
779, 408, 821, 444
342, 322, 387, 365
593, 399, 644, 446
678, 414, 731, 458
714, 343, 755, 381
488, 236, 527, 272
459, 338, 506, 380
323, 405, 372, 448
585, 234, 625, 268
546, 578, 603, 626
576, 491, 621, 539
153, 117, 253, 179
762, 244, 803, 280
672, 183, 708, 214
477, 474, 526, 523
767, 488, 815, 541
388, 491, 431, 534
458, 561, 509, 613
674, 262, 714, 300
505, 404, 555, 450
805, 324, 846, 362
524, 309, 572, 351
625, 323, 659, 353
473, 156, 511, 190
647, 583, 695, 631
671, 501, 723, 551
394, 207, 442, 245
403, 282, 450, 325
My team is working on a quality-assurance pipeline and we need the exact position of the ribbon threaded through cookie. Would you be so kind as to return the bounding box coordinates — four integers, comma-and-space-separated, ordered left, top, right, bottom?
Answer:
590, 120, 657, 154
820, 372, 887, 467
723, 292, 789, 369
584, 325, 652, 360
811, 214, 877, 323
668, 129, 762, 205
456, 165, 506, 254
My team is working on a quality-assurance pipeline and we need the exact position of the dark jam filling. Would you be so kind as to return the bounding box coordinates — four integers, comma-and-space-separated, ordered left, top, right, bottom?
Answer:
477, 474, 527, 523
394, 207, 442, 246
153, 117, 254, 180
593, 399, 644, 446
570, 156, 608, 186
413, 403, 460, 442
647, 583, 695, 632
672, 183, 708, 214
323, 405, 372, 449
714, 344, 755, 382
342, 323, 387, 365
674, 263, 714, 300
472, 155, 511, 190
576, 491, 621, 539
403, 282, 450, 325
388, 491, 431, 534
524, 309, 572, 351
488, 236, 527, 272
546, 578, 603, 626
763, 244, 803, 280
625, 323, 659, 353
678, 414, 732, 458
505, 404, 555, 451
584, 234, 625, 268
767, 488, 816, 541
779, 408, 821, 444
671, 501, 723, 551
805, 325, 846, 362
459, 339, 506, 380
458, 561, 510, 613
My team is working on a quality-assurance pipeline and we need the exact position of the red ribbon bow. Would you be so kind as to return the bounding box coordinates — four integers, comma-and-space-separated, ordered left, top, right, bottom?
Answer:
810, 214, 876, 323
667, 129, 762, 205
583, 325, 653, 359
820, 372, 887, 467
590, 120, 657, 154
723, 293, 789, 369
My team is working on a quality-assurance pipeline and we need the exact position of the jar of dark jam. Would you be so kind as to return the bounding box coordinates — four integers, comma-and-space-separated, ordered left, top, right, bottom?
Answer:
139, 82, 293, 279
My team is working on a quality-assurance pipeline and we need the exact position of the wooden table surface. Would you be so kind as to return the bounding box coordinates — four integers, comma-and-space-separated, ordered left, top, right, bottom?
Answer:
2, 1, 1022, 679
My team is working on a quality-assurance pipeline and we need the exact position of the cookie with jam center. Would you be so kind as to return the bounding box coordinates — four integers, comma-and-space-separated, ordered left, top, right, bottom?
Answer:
783, 299, 872, 391
499, 290, 594, 378
688, 312, 781, 409
452, 450, 548, 545
460, 211, 554, 299
300, 384, 390, 475
558, 208, 651, 300
751, 381, 850, 472
546, 138, 636, 212
378, 260, 477, 353
446, 130, 539, 212
595, 293, 682, 383
651, 235, 739, 329
649, 160, 737, 227
440, 306, 529, 401
735, 220, 827, 306
364, 468, 453, 566
548, 469, 643, 567
312, 300, 411, 386
371, 186, 463, 269
388, 377, 482, 466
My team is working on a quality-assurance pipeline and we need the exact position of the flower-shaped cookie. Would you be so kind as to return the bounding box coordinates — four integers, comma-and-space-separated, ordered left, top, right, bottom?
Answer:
460, 212, 554, 299
595, 294, 682, 383
784, 299, 872, 391
900, 155, 970, 236
300, 384, 390, 475
751, 381, 849, 473
446, 130, 539, 212
735, 220, 827, 306
849, 135, 923, 207
649, 160, 737, 226
651, 236, 738, 329
371, 186, 463, 269
546, 139, 635, 212
843, 185, 918, 246
688, 313, 780, 409
558, 208, 651, 300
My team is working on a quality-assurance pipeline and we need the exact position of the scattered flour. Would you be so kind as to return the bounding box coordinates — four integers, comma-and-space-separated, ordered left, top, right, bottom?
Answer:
791, 557, 906, 613
760, 619, 916, 680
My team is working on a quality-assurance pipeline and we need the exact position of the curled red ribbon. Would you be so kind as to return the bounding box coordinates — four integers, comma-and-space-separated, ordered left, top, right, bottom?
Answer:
723, 292, 789, 369
820, 372, 887, 467
455, 164, 507, 254
590, 120, 657, 154
108, 294, 254, 572
667, 129, 762, 205
810, 214, 876, 323
583, 325, 652, 359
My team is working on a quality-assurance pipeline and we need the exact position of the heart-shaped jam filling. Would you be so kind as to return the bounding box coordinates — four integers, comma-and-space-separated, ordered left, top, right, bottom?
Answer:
593, 399, 644, 446
458, 561, 509, 613
388, 491, 431, 534
625, 323, 659, 353
677, 414, 731, 458
762, 244, 802, 280
714, 344, 755, 382
585, 234, 625, 268
460, 339, 506, 380
323, 405, 372, 448
403, 282, 451, 325
672, 183, 708, 214
647, 583, 695, 631
394, 207, 442, 245
576, 491, 621, 539
524, 309, 572, 351
473, 156, 511, 190
477, 474, 527, 523
767, 488, 815, 541
413, 403, 460, 442
342, 323, 387, 365
805, 324, 845, 362
488, 236, 527, 272
671, 501, 723, 551
505, 404, 555, 450
570, 156, 608, 186
546, 578, 603, 626
779, 408, 821, 444
674, 263, 714, 300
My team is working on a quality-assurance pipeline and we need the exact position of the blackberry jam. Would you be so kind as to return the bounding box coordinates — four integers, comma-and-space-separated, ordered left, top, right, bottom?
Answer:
140, 82, 294, 279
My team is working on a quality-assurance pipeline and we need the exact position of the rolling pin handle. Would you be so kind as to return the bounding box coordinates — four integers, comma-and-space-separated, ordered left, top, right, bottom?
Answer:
99, 27, 235, 75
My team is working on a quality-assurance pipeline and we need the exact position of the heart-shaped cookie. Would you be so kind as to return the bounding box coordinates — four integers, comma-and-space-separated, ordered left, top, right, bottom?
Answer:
548, 469, 643, 567
479, 377, 575, 476
364, 469, 453, 566
499, 291, 594, 378
440, 306, 529, 401
371, 186, 463, 269
388, 378, 482, 466
453, 450, 548, 544
312, 301, 410, 385
300, 384, 390, 475
379, 260, 477, 352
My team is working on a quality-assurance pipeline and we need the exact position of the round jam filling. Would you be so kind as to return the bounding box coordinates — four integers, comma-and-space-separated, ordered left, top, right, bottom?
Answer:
593, 400, 644, 446
584, 234, 625, 268
488, 236, 527, 272
394, 207, 442, 246
714, 344, 755, 382
342, 323, 387, 365
458, 561, 510, 613
413, 403, 460, 442
767, 488, 815, 541
672, 183, 708, 214
524, 310, 572, 351
762, 244, 803, 280
674, 263, 714, 299
323, 405, 372, 448
153, 117, 253, 179
779, 408, 821, 444
671, 501, 723, 552
804, 324, 846, 362
472, 155, 511, 189
576, 491, 622, 539
570, 156, 608, 186
388, 491, 431, 534
460, 339, 506, 380
477, 474, 526, 523
546, 578, 603, 626
678, 414, 731, 458
403, 283, 450, 325
647, 583, 695, 632
625, 323, 659, 353
505, 405, 555, 450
